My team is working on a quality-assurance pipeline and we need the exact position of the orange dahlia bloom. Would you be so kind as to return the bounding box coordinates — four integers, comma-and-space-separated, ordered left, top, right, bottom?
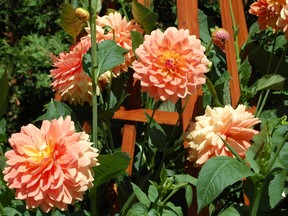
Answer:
277, 3, 288, 39
183, 105, 260, 166
132, 27, 210, 103
3, 116, 99, 212
84, 12, 143, 75
50, 38, 92, 106
249, 0, 286, 31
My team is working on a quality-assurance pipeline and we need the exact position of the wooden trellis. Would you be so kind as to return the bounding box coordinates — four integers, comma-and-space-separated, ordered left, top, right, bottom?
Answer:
112, 0, 248, 215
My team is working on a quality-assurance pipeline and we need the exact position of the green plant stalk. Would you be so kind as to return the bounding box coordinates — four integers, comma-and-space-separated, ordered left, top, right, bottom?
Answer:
205, 40, 213, 56
137, 100, 162, 182
249, 181, 263, 216
119, 0, 129, 21
255, 34, 279, 117
89, 0, 100, 215
265, 132, 288, 176
228, 0, 240, 69
167, 95, 191, 144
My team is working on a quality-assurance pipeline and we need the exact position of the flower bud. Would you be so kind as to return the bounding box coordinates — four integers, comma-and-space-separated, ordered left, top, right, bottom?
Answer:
211, 27, 229, 52
75, 7, 90, 22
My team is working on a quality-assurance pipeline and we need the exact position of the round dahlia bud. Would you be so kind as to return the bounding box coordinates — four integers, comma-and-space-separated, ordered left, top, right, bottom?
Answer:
75, 7, 90, 22
211, 27, 229, 52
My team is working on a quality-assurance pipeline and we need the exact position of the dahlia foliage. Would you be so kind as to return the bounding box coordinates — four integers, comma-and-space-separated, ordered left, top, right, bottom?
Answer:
1, 1, 288, 215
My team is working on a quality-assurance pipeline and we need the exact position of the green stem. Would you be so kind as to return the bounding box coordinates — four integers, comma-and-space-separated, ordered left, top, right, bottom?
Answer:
205, 40, 213, 56
89, 0, 100, 215
264, 133, 288, 176
249, 182, 263, 216
228, 0, 240, 69
137, 101, 162, 182
256, 89, 270, 118
167, 95, 190, 144
119, 0, 129, 21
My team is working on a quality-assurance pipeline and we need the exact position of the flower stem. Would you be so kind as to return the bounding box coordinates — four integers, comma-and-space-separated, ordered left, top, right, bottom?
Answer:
228, 0, 240, 69
249, 181, 263, 216
89, 0, 100, 215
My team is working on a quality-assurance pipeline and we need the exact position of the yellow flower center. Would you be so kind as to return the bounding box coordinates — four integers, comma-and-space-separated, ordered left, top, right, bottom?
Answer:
161, 51, 181, 75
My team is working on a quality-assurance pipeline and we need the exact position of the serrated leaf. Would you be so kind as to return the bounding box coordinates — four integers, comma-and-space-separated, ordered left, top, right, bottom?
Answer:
132, 0, 158, 33
97, 40, 128, 76
239, 58, 252, 87
60, 3, 86, 41
0, 71, 8, 118
131, 183, 151, 208
185, 185, 193, 207
254, 74, 285, 92
174, 174, 197, 186
93, 152, 130, 187
197, 156, 255, 213
268, 168, 287, 208
131, 30, 144, 57
91, 0, 102, 14
218, 205, 241, 216
163, 202, 183, 216
127, 202, 148, 215
35, 99, 82, 131
148, 184, 158, 202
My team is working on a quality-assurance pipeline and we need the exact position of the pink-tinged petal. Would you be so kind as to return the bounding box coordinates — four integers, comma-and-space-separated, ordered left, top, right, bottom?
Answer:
132, 27, 210, 103
2, 116, 99, 212
183, 104, 260, 166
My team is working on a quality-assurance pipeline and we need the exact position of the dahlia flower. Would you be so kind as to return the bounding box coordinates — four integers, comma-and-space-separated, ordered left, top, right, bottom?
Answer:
277, 3, 288, 39
84, 12, 143, 75
51, 38, 113, 105
50, 38, 92, 106
183, 105, 260, 166
3, 116, 99, 212
132, 27, 210, 103
211, 27, 229, 52
249, 0, 286, 31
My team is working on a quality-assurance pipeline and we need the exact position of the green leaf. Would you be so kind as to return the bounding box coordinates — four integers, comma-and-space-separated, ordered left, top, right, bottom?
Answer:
131, 30, 144, 57
91, 0, 102, 14
132, 0, 158, 33
126, 202, 148, 215
0, 118, 7, 144
60, 3, 86, 41
197, 156, 255, 212
254, 74, 285, 92
82, 47, 92, 77
35, 99, 82, 131
131, 183, 151, 208
93, 152, 130, 187
268, 168, 287, 208
162, 202, 183, 216
239, 58, 252, 87
0, 71, 8, 118
148, 184, 158, 202
97, 40, 128, 76
185, 185, 193, 207
174, 174, 197, 186
218, 205, 241, 216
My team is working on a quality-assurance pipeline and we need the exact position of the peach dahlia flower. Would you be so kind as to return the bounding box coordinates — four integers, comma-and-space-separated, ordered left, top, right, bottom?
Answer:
50, 38, 92, 106
132, 27, 210, 103
277, 3, 288, 39
249, 0, 286, 31
183, 105, 260, 166
84, 12, 143, 75
3, 116, 99, 212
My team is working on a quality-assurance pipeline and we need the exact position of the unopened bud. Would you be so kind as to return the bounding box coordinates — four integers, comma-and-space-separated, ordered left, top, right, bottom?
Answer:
211, 27, 229, 52
75, 8, 90, 22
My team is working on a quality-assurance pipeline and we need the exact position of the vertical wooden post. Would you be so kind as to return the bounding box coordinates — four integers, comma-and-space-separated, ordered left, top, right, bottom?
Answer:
219, 0, 241, 107
177, 0, 203, 132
